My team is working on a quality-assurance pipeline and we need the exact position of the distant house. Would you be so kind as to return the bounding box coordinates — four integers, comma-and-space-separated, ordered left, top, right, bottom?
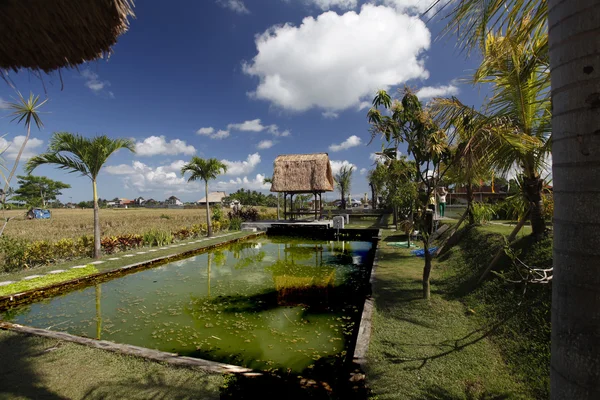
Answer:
197, 191, 227, 206
134, 197, 145, 206
106, 201, 118, 207
165, 196, 183, 206
118, 198, 134, 208
145, 198, 158, 205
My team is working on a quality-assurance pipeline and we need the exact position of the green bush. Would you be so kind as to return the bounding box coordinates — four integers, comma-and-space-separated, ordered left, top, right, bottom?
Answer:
0, 236, 28, 272
471, 202, 496, 225
229, 217, 242, 231
212, 205, 223, 222
143, 229, 174, 247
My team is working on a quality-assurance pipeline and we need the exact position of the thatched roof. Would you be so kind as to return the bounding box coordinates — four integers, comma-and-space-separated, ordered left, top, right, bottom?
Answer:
197, 191, 227, 204
0, 0, 135, 73
271, 153, 334, 193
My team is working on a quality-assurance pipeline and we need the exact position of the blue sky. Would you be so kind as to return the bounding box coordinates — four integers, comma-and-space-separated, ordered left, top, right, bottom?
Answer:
0, 0, 486, 203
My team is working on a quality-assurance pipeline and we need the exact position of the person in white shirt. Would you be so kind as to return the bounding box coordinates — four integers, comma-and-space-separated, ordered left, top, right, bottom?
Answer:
438, 187, 448, 217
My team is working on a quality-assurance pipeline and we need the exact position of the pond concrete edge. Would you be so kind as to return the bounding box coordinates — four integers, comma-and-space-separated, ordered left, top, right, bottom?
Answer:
350, 229, 380, 385
0, 321, 255, 375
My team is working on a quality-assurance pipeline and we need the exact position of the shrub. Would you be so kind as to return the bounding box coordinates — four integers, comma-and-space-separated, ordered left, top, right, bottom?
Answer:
76, 235, 94, 258
228, 206, 259, 222
542, 194, 553, 221
220, 219, 230, 231
101, 236, 120, 254
116, 234, 143, 251
160, 214, 170, 219
471, 202, 496, 225
143, 229, 174, 247
0, 235, 28, 272
212, 220, 221, 233
53, 238, 77, 260
258, 212, 278, 221
212, 205, 223, 222
229, 217, 242, 231
173, 227, 191, 241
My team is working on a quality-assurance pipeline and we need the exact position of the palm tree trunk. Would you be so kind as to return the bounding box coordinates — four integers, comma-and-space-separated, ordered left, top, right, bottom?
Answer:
550, 0, 600, 398
523, 176, 546, 238
3, 121, 31, 194
466, 182, 475, 225
92, 179, 101, 259
422, 238, 432, 299
205, 180, 212, 237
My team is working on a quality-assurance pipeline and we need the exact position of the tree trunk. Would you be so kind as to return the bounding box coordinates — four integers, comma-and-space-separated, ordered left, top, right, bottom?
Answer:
550, 0, 600, 398
422, 238, 432, 299
466, 182, 475, 225
205, 181, 212, 237
341, 190, 346, 210
92, 179, 101, 259
522, 176, 546, 238
370, 183, 376, 209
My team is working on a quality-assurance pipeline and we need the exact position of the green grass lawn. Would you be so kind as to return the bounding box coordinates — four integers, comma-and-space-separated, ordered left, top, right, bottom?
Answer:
0, 329, 224, 400
365, 229, 531, 399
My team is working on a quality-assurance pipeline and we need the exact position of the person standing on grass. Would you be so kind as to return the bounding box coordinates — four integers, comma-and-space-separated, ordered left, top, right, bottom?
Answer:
438, 187, 448, 218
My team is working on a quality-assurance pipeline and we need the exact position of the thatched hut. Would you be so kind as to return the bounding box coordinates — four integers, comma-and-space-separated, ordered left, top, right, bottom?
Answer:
271, 153, 334, 220
0, 0, 135, 73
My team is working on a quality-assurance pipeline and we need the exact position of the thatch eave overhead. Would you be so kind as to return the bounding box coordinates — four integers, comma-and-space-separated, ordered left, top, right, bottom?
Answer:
0, 0, 135, 73
271, 153, 334, 193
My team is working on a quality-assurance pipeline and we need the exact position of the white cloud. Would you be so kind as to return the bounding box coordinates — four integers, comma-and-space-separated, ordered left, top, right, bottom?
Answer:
215, 174, 270, 191
222, 153, 261, 176
257, 140, 274, 149
322, 110, 339, 119
0, 135, 44, 161
0, 97, 10, 109
267, 125, 291, 137
216, 0, 249, 14
135, 136, 196, 157
81, 69, 113, 97
307, 0, 358, 10
360, 168, 368, 175
329, 135, 362, 152
358, 101, 371, 111
228, 119, 265, 132
330, 160, 356, 175
379, 0, 442, 15
369, 152, 386, 163
105, 160, 198, 194
197, 127, 215, 136
212, 130, 230, 140
416, 83, 460, 100
243, 4, 430, 112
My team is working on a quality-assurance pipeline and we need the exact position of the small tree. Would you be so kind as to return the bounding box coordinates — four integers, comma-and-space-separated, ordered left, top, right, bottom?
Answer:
335, 165, 353, 210
26, 133, 135, 259
13, 175, 71, 207
181, 157, 227, 237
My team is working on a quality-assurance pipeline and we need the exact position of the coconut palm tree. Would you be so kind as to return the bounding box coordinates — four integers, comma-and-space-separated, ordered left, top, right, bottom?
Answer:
335, 165, 353, 210
445, 0, 600, 396
0, 92, 47, 236
432, 24, 551, 238
25, 133, 135, 259
181, 157, 227, 237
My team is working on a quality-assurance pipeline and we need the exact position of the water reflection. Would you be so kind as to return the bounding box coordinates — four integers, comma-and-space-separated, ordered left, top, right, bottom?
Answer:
2, 237, 372, 374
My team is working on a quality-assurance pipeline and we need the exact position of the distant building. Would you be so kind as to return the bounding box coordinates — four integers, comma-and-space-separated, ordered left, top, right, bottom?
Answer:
118, 198, 134, 208
165, 196, 183, 206
197, 191, 227, 206
134, 197, 145, 206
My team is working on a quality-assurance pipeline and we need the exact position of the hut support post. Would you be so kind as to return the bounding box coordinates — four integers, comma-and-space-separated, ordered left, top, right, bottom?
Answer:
314, 192, 318, 221
283, 193, 287, 221
290, 194, 294, 221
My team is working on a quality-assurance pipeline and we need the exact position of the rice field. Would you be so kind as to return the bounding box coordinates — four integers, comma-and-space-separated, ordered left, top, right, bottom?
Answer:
0, 208, 212, 242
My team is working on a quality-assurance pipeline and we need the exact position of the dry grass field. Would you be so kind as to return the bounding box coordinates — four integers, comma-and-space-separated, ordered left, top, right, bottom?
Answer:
0, 208, 211, 242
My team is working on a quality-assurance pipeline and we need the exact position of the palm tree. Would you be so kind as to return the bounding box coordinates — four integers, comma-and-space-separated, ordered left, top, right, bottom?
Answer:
181, 157, 227, 237
547, 1, 600, 398
0, 92, 47, 236
432, 25, 551, 238
335, 165, 353, 210
445, 0, 600, 396
25, 133, 135, 259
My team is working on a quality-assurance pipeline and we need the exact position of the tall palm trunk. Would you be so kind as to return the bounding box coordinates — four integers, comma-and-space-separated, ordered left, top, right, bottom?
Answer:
550, 0, 600, 398
422, 238, 432, 299
523, 176, 546, 238
466, 183, 475, 225
205, 180, 212, 237
92, 179, 101, 259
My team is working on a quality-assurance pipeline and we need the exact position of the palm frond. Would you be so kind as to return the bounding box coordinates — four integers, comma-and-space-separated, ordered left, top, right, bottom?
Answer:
181, 157, 227, 183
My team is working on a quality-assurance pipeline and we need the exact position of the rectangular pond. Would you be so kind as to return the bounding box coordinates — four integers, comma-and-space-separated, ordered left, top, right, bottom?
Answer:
1, 236, 374, 374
